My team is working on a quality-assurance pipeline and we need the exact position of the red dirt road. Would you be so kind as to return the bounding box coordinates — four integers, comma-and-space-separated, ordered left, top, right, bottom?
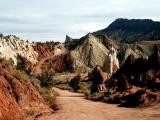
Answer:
37, 87, 160, 120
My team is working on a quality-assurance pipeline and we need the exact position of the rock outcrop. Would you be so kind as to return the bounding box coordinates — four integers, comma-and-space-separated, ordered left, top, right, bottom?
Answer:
111, 44, 160, 89
90, 66, 106, 94
41, 53, 74, 74
107, 44, 160, 107
0, 35, 38, 65
65, 35, 74, 43
33, 43, 54, 60
102, 46, 119, 74
71, 33, 109, 68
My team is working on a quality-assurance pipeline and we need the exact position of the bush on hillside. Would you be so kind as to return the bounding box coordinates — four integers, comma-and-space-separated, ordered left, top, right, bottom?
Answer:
13, 70, 40, 87
69, 75, 81, 92
16, 54, 31, 74
0, 33, 3, 37
0, 58, 14, 67
38, 72, 56, 88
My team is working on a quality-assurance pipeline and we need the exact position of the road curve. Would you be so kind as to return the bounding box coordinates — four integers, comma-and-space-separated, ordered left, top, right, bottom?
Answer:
37, 87, 160, 120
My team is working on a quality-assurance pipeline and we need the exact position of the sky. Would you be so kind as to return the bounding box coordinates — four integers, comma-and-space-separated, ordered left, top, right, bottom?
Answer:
0, 0, 160, 42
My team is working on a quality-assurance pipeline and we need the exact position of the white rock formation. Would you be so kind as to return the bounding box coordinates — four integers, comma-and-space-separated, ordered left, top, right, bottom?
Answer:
108, 54, 113, 74
102, 45, 119, 74
0, 35, 38, 65
108, 46, 119, 74
54, 44, 67, 56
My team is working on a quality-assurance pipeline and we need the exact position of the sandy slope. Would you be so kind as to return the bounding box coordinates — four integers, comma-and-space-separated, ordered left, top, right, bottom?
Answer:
37, 87, 160, 120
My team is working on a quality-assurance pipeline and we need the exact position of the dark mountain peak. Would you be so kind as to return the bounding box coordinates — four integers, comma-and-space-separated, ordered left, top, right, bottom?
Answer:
107, 18, 156, 32
95, 18, 160, 43
114, 18, 153, 22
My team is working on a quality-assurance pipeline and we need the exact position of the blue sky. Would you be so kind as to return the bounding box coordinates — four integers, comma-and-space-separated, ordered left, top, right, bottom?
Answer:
0, 0, 160, 42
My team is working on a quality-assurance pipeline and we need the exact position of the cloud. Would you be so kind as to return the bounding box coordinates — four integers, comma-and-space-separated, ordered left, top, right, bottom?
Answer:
0, 0, 160, 42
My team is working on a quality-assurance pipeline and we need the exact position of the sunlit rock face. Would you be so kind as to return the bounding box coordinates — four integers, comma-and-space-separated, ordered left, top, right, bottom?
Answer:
0, 35, 38, 65
103, 46, 119, 74
71, 33, 109, 68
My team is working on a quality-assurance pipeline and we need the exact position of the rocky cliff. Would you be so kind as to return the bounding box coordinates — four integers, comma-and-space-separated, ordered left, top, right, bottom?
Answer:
0, 64, 52, 120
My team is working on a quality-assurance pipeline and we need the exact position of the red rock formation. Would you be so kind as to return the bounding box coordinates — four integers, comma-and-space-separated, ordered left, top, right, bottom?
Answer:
33, 43, 54, 60
32, 43, 74, 76
31, 42, 87, 76
0, 65, 52, 120
41, 53, 74, 74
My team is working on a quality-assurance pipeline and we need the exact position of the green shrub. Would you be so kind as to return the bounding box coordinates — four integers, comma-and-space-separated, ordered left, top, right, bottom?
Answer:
30, 77, 41, 86
103, 93, 122, 104
39, 87, 58, 110
16, 54, 31, 74
25, 110, 34, 116
0, 58, 14, 66
13, 70, 30, 81
69, 75, 80, 92
16, 54, 25, 70
82, 89, 90, 96
0, 33, 3, 37
87, 92, 103, 101
37, 72, 59, 88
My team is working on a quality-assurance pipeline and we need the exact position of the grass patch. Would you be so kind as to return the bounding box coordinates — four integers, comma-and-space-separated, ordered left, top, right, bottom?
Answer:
13, 70, 41, 86
39, 87, 58, 110
103, 93, 122, 104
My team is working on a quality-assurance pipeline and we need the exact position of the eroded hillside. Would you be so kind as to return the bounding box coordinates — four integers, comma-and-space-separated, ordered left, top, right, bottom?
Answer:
0, 63, 52, 120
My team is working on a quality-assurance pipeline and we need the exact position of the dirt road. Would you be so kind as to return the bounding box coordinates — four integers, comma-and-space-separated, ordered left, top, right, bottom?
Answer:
37, 87, 160, 120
